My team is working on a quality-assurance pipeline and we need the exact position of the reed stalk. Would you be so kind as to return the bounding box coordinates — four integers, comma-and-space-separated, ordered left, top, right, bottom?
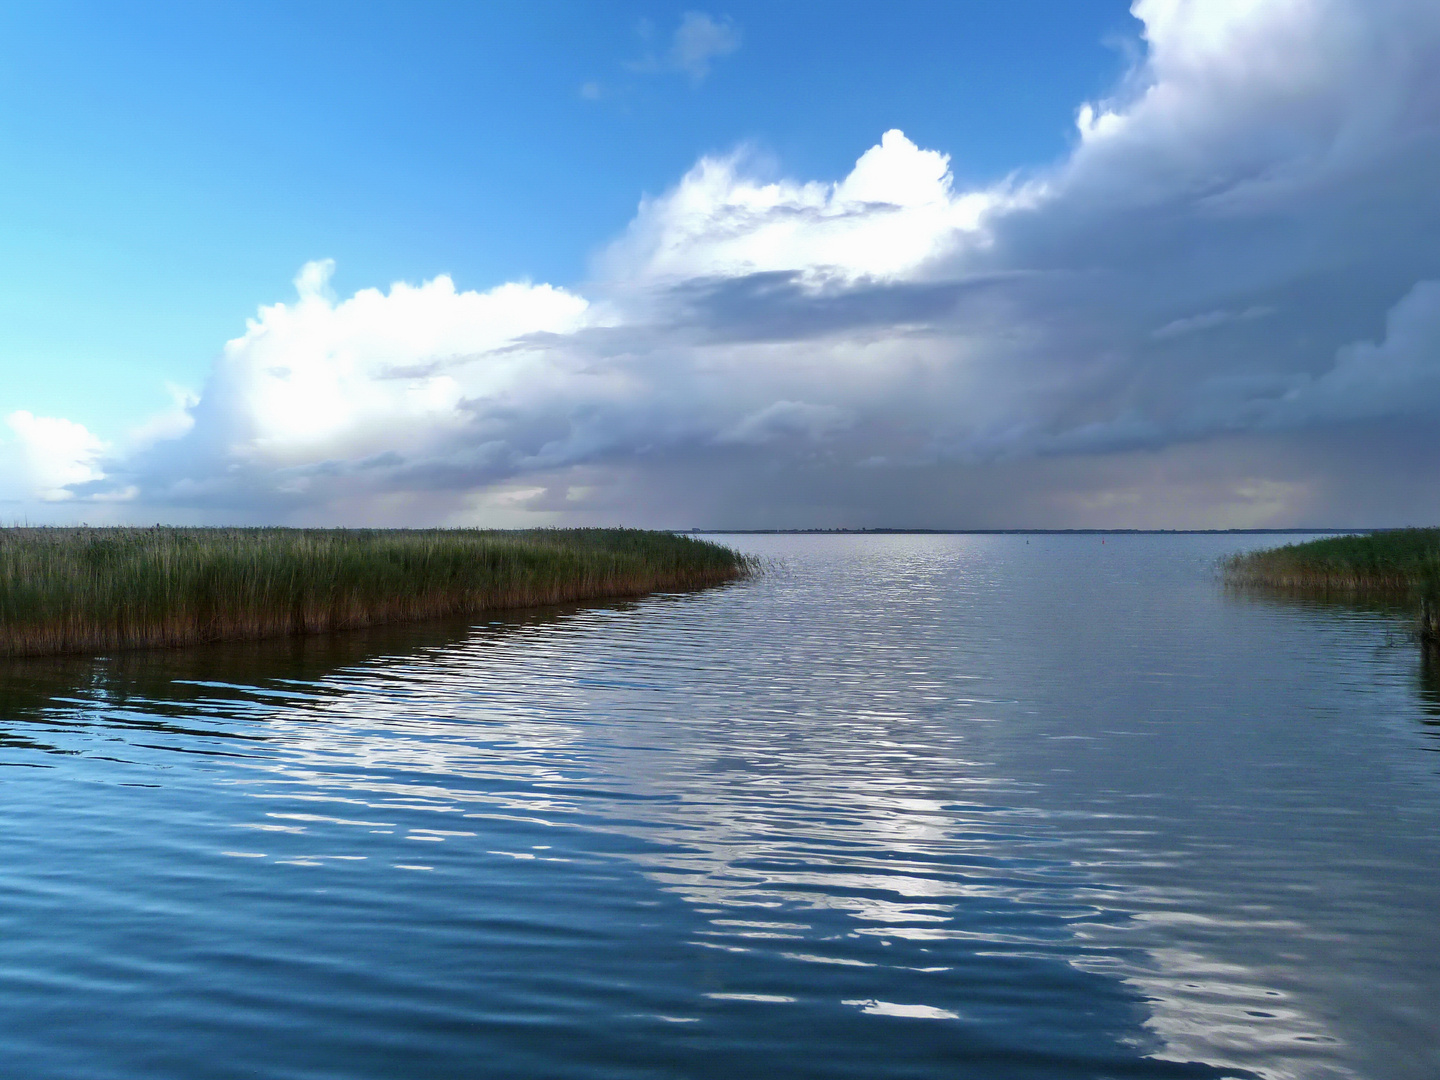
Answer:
0, 527, 753, 657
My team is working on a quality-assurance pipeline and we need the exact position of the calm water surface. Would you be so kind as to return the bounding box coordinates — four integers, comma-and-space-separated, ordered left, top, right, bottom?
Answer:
0, 534, 1436, 1080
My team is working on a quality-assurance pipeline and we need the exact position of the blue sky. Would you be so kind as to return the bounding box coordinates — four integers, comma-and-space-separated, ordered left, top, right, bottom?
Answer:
0, 1, 1134, 435
3, 1, 1439, 528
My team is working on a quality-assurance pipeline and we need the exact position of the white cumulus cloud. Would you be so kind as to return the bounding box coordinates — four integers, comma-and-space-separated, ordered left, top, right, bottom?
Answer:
602, 130, 1015, 286
6, 411, 106, 502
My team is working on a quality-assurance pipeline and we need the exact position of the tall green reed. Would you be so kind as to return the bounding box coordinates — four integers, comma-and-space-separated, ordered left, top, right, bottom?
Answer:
1224, 529, 1440, 644
0, 528, 752, 657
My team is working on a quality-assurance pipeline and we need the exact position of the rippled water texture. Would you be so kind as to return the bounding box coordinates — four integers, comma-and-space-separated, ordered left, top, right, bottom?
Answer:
0, 534, 1436, 1080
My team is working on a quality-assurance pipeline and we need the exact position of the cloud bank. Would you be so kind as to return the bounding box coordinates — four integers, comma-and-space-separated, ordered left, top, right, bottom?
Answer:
11, 0, 1440, 527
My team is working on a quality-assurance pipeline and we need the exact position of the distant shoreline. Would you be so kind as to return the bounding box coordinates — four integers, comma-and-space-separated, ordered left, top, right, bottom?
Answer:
685, 528, 1369, 535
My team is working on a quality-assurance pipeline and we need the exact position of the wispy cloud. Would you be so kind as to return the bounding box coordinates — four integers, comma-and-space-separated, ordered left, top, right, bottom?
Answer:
1152, 305, 1275, 340
628, 11, 740, 85
668, 11, 740, 82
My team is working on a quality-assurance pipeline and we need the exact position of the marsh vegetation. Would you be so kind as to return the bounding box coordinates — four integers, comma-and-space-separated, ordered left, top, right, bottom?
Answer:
0, 527, 752, 657
1224, 529, 1440, 593
1225, 529, 1440, 643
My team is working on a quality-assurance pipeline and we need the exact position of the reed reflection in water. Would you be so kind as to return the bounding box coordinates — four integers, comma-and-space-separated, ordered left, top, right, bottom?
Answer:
0, 534, 1435, 1080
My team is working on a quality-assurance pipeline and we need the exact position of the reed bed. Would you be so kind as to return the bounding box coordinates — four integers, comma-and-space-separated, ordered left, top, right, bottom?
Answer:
1223, 529, 1440, 594
0, 527, 753, 657
1224, 529, 1440, 644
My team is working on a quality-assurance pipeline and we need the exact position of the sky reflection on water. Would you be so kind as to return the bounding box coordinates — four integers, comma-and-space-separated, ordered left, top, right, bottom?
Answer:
0, 535, 1435, 1079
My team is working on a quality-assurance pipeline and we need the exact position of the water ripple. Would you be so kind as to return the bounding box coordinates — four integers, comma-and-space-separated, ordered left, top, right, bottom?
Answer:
0, 535, 1434, 1079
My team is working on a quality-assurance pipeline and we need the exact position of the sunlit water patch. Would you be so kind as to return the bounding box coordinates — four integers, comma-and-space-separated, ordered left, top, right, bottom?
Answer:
0, 534, 1435, 1079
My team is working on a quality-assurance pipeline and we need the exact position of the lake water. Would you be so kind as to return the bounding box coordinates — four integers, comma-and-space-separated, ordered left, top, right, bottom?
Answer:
0, 533, 1436, 1080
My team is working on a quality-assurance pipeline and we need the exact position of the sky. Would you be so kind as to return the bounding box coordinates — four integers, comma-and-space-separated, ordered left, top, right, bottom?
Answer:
2, 0, 1438, 528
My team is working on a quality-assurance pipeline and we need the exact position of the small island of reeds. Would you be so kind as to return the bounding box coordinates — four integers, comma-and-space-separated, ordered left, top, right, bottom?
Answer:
1224, 528, 1440, 644
0, 527, 753, 658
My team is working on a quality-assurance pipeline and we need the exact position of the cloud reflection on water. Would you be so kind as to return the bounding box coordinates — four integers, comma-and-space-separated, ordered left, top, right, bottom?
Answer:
0, 536, 1435, 1078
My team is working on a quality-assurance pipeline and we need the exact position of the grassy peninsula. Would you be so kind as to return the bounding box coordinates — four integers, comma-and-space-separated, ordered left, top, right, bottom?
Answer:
1225, 529, 1440, 643
0, 527, 752, 658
